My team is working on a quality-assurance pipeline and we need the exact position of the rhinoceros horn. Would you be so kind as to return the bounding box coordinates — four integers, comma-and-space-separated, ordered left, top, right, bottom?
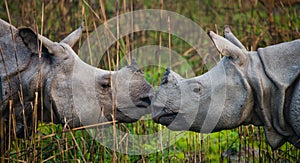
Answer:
209, 31, 247, 65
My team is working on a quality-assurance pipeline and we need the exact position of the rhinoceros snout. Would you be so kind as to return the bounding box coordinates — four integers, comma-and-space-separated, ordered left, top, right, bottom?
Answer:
151, 68, 185, 127
151, 105, 178, 126
151, 105, 165, 122
115, 65, 154, 122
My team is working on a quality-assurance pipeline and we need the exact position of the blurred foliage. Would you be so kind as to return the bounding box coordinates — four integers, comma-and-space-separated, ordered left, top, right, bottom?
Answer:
1, 0, 300, 162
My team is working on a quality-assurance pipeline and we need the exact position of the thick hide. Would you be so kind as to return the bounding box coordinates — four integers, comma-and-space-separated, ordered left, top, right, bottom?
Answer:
255, 40, 300, 148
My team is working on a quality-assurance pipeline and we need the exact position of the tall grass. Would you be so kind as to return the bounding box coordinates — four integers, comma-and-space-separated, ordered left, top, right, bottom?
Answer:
0, 0, 299, 162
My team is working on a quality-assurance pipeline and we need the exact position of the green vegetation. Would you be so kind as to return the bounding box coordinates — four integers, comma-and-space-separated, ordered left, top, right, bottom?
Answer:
1, 0, 300, 162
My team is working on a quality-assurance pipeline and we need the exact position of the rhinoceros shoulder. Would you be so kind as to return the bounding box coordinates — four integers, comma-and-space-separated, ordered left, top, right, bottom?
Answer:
258, 40, 300, 88
256, 40, 300, 148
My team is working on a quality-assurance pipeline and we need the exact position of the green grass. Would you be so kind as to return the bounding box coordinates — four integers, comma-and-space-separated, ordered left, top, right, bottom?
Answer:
8, 123, 299, 162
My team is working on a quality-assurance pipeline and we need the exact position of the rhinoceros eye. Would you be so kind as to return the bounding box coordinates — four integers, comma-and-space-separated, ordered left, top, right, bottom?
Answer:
193, 87, 201, 93
60, 44, 66, 50
188, 81, 203, 94
99, 74, 112, 89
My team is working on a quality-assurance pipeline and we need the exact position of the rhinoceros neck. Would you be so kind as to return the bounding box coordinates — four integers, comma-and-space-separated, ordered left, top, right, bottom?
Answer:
0, 35, 53, 139
0, 30, 38, 110
247, 48, 300, 149
258, 40, 300, 148
245, 52, 272, 124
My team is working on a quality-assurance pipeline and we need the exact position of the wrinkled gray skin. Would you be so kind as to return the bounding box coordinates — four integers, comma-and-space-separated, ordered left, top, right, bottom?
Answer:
0, 19, 152, 152
152, 26, 300, 149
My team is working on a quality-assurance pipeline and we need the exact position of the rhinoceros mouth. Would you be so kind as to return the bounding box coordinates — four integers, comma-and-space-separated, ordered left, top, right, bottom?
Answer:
157, 113, 178, 126
152, 107, 178, 125
115, 96, 152, 122
117, 104, 150, 115
116, 106, 150, 123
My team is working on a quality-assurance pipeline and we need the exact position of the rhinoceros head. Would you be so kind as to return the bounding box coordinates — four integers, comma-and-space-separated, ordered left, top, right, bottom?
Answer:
151, 28, 254, 132
36, 29, 152, 126
1, 22, 153, 130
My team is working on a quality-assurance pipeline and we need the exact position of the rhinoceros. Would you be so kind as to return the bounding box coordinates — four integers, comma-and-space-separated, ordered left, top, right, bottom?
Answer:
0, 19, 152, 153
151, 26, 300, 149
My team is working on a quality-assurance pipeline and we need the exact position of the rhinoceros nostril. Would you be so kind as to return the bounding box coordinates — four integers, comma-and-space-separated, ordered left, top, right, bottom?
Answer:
139, 96, 151, 106
151, 105, 178, 123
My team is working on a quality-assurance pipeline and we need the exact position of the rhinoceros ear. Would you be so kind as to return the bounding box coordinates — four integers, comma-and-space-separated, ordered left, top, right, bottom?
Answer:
19, 28, 67, 56
18, 28, 39, 53
60, 25, 83, 48
224, 26, 247, 51
209, 31, 247, 65
19, 28, 60, 55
